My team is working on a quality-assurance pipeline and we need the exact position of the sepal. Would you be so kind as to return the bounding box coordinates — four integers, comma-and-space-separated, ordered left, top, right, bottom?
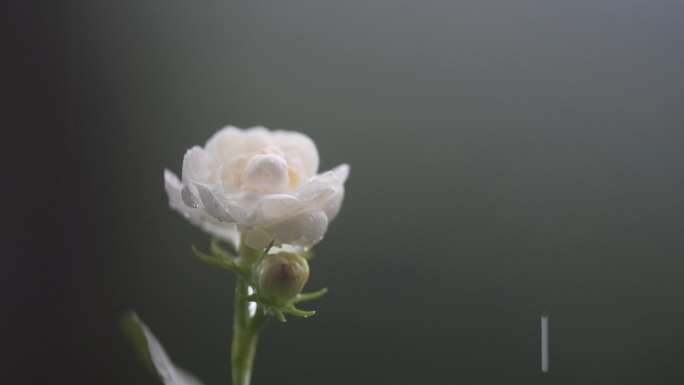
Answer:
237, 287, 328, 322
191, 244, 237, 272
194, 238, 327, 322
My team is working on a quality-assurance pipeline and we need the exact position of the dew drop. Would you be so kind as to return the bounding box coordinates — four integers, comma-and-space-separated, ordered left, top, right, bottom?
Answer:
181, 185, 199, 208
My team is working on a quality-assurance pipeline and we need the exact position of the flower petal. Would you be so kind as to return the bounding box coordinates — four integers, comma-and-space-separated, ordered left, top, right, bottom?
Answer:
323, 187, 345, 221
165, 170, 240, 248
258, 194, 303, 222
293, 165, 348, 210
241, 154, 289, 193
243, 227, 273, 250
323, 164, 349, 220
263, 211, 328, 247
271, 130, 319, 180
182, 146, 220, 185
194, 184, 235, 223
331, 163, 350, 184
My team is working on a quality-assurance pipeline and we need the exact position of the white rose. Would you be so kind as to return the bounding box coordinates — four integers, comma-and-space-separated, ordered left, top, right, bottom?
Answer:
164, 126, 349, 250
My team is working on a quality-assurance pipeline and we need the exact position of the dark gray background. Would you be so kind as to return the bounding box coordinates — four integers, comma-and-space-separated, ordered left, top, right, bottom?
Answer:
5, 1, 684, 384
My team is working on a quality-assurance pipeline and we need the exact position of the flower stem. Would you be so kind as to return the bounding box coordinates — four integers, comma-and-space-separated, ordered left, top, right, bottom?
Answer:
231, 276, 269, 385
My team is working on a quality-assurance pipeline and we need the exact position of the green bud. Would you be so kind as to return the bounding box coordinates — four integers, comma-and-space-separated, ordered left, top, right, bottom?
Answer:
254, 252, 309, 305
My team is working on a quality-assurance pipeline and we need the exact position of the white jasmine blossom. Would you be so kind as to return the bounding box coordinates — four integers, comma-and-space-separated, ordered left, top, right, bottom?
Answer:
165, 126, 349, 250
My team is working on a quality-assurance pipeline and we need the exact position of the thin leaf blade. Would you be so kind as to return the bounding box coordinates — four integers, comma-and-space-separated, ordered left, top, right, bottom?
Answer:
121, 312, 205, 385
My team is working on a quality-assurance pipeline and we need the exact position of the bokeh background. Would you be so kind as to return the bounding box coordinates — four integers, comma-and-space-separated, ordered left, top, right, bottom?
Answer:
6, 1, 684, 384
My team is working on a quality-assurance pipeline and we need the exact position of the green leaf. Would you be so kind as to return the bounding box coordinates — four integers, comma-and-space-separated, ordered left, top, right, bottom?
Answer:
121, 312, 205, 385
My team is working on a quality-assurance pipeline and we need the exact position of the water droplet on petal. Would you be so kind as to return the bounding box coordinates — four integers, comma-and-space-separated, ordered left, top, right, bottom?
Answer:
181, 185, 198, 208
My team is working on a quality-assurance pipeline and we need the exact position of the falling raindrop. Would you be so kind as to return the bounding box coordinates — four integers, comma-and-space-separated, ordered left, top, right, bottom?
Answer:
541, 312, 549, 373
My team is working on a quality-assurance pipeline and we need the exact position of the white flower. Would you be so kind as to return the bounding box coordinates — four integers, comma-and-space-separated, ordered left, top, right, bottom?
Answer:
165, 126, 349, 250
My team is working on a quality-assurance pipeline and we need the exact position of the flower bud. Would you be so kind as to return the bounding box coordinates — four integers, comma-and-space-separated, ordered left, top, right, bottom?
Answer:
254, 252, 309, 305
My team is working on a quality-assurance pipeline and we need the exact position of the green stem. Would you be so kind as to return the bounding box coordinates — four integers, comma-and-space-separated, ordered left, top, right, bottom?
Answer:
231, 277, 269, 385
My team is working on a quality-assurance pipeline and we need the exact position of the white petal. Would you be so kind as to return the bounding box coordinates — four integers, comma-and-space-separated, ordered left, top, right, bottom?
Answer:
182, 146, 220, 185
293, 170, 342, 207
205, 126, 242, 149
263, 211, 328, 247
221, 190, 258, 224
208, 126, 271, 161
323, 164, 349, 220
258, 194, 302, 221
243, 227, 273, 250
323, 187, 345, 221
271, 130, 320, 180
293, 179, 333, 205
241, 127, 272, 152
204, 126, 245, 163
180, 185, 198, 208
331, 163, 350, 184
165, 170, 240, 248
241, 154, 289, 192
194, 184, 235, 223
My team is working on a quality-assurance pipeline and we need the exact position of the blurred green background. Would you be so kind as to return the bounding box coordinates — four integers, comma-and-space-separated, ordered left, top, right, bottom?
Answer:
5, 1, 684, 384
